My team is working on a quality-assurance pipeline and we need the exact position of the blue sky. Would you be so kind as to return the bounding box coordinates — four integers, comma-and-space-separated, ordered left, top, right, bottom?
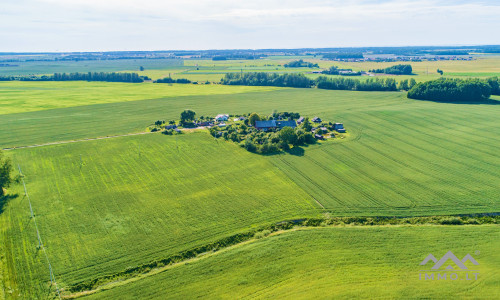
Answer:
1, 0, 499, 51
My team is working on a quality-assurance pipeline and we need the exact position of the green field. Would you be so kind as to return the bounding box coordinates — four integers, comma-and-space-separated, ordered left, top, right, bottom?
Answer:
0, 81, 279, 115
3, 132, 320, 296
84, 226, 500, 299
1, 59, 500, 299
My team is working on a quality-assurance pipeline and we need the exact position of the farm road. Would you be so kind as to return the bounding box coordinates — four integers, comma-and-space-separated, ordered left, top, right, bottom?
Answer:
2, 127, 209, 151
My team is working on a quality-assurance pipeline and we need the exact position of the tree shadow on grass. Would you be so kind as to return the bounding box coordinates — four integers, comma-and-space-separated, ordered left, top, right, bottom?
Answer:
0, 193, 19, 215
286, 147, 305, 156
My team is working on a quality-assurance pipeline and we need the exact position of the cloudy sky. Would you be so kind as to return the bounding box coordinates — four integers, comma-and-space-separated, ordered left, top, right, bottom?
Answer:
1, 0, 499, 52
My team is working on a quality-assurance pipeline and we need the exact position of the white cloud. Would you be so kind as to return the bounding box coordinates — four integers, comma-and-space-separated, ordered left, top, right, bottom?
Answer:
1, 0, 499, 51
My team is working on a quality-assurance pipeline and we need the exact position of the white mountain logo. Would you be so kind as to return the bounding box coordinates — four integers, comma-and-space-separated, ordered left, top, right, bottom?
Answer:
420, 251, 479, 270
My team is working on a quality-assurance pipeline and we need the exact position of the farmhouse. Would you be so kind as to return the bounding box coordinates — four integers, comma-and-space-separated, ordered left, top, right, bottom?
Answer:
312, 117, 322, 123
197, 121, 213, 127
165, 124, 177, 129
297, 117, 305, 124
215, 114, 229, 121
255, 120, 297, 131
333, 123, 346, 132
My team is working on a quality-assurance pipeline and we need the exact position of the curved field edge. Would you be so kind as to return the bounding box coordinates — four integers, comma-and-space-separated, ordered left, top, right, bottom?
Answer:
78, 223, 500, 300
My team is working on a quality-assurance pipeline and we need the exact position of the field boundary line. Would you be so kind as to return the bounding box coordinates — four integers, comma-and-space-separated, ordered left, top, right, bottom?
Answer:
2, 131, 156, 151
18, 165, 62, 300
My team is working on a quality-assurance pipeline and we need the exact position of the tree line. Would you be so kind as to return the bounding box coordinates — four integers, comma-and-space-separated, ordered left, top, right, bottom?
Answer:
221, 72, 313, 88
284, 60, 319, 68
0, 72, 146, 83
155, 77, 192, 84
407, 77, 499, 102
370, 64, 413, 75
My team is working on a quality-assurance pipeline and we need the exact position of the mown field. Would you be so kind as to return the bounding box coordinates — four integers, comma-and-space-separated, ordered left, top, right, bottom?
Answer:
2, 132, 320, 297
0, 81, 279, 115
84, 226, 500, 299
1, 71, 499, 298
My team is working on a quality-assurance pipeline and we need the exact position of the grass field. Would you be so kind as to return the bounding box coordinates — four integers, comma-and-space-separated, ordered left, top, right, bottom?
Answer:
84, 226, 500, 299
0, 81, 280, 115
3, 132, 320, 297
1, 66, 499, 298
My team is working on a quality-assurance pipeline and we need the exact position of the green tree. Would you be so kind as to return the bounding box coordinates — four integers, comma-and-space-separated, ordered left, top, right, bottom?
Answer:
408, 78, 417, 89
248, 113, 261, 126
301, 117, 312, 132
0, 151, 14, 196
180, 110, 196, 122
279, 127, 298, 145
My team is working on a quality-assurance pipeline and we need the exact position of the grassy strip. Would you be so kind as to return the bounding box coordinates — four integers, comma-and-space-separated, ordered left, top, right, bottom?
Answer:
65, 215, 499, 294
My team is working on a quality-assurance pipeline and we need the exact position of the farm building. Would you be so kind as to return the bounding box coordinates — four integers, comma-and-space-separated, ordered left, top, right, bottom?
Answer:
333, 123, 344, 130
297, 117, 305, 124
315, 134, 324, 140
215, 114, 229, 121
255, 120, 297, 131
165, 124, 177, 129
312, 117, 322, 123
336, 128, 346, 133
197, 121, 213, 127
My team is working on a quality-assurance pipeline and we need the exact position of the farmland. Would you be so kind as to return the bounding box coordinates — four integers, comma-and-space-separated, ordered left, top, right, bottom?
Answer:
84, 226, 500, 299
1, 55, 500, 299
2, 132, 320, 296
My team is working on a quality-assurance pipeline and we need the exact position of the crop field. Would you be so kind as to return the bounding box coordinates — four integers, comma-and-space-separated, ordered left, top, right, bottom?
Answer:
1, 58, 499, 299
83, 226, 500, 299
0, 81, 280, 115
2, 132, 320, 296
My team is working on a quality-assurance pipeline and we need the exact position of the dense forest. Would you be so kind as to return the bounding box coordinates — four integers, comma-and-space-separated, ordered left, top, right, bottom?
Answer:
407, 78, 495, 102
284, 60, 319, 68
221, 72, 313, 88
370, 64, 413, 75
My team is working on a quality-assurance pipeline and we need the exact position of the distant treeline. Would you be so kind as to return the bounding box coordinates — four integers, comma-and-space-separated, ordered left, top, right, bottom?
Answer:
155, 77, 192, 84
370, 64, 412, 75
321, 66, 361, 76
212, 55, 260, 61
322, 53, 364, 60
221, 72, 313, 88
221, 72, 419, 92
428, 50, 470, 56
284, 60, 319, 68
316, 77, 402, 91
408, 77, 499, 102
0, 72, 145, 83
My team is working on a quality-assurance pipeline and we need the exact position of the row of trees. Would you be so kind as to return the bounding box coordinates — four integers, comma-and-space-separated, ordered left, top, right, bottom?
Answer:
155, 77, 192, 84
0, 72, 146, 83
221, 72, 313, 88
370, 64, 413, 75
284, 60, 319, 68
407, 78, 495, 102
0, 151, 14, 197
315, 77, 404, 91
321, 66, 361, 76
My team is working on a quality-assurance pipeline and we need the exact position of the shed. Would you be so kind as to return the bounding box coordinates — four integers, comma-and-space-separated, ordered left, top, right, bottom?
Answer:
315, 134, 324, 140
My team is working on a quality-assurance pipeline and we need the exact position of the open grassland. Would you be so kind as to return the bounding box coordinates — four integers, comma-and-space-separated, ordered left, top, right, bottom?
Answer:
84, 226, 500, 299
2, 132, 320, 297
0, 81, 280, 115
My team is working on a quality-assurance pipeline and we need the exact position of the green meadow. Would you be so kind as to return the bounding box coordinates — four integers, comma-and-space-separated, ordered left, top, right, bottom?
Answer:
1, 57, 499, 299
84, 226, 500, 299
